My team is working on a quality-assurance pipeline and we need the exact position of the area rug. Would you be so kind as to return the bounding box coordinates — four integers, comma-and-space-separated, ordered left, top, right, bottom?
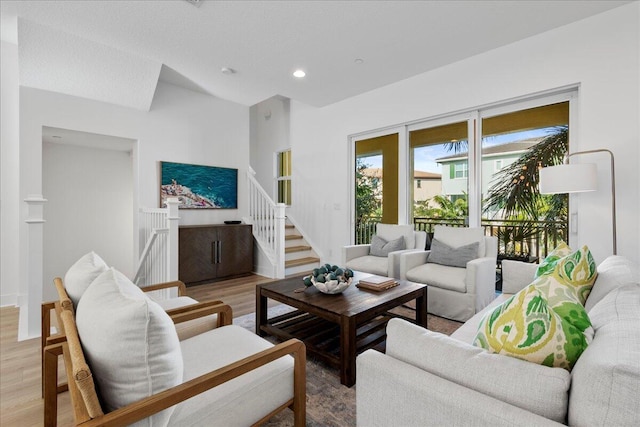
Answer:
233, 305, 462, 427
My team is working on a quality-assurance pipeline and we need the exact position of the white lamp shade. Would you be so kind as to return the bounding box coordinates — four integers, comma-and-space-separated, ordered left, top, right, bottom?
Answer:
539, 163, 598, 194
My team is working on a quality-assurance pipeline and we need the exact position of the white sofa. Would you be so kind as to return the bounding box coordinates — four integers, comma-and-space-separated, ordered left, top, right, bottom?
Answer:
343, 223, 427, 279
357, 255, 640, 426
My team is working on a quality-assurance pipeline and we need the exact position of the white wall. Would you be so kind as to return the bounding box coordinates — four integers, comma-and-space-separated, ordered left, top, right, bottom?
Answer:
13, 81, 249, 338
249, 95, 291, 196
290, 2, 640, 266
0, 41, 20, 307
42, 142, 134, 301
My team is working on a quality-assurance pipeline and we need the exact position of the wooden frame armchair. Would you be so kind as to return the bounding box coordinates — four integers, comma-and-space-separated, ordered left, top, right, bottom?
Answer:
41, 277, 220, 397
43, 279, 306, 426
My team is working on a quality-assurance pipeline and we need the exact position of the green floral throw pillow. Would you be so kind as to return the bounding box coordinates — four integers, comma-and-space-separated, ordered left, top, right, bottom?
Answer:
473, 245, 597, 371
535, 241, 572, 278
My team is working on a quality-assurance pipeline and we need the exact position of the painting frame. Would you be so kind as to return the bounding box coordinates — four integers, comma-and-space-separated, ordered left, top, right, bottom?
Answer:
160, 161, 238, 209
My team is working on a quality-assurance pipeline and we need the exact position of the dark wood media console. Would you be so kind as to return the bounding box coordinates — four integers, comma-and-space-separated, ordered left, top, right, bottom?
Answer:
178, 224, 253, 285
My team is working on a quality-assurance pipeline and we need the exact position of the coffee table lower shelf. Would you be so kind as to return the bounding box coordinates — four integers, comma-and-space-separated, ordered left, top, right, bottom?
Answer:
259, 309, 406, 370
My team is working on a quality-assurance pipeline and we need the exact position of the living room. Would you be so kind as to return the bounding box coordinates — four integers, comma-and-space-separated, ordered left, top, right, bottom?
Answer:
1, 1, 639, 425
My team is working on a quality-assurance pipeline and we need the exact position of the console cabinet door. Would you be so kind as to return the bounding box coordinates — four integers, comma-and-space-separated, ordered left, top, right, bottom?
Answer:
179, 224, 253, 284
215, 225, 253, 278
178, 226, 218, 284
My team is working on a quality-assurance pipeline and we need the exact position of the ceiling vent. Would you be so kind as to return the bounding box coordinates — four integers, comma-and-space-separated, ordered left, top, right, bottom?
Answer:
183, 0, 202, 7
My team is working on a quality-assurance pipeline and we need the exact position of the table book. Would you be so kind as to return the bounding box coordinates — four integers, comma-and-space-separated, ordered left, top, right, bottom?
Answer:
356, 275, 399, 292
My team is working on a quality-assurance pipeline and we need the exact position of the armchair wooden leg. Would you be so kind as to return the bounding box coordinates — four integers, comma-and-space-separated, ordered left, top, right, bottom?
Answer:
44, 343, 64, 427
292, 341, 306, 427
41, 301, 56, 397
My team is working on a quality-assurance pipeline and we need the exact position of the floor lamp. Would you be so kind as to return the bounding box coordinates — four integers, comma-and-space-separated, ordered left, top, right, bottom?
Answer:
538, 149, 617, 255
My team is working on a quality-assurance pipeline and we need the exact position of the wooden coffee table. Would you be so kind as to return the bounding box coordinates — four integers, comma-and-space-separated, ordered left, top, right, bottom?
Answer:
256, 272, 427, 387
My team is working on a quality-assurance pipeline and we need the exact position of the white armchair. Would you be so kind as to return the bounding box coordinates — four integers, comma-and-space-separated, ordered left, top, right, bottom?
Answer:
343, 224, 427, 279
400, 226, 497, 322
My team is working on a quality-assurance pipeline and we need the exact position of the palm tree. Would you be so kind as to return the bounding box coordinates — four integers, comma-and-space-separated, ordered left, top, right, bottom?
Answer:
483, 126, 569, 244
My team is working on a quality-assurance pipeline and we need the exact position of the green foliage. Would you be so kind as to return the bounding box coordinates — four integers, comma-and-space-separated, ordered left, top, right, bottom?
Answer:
355, 158, 380, 222
483, 126, 569, 222
414, 194, 468, 219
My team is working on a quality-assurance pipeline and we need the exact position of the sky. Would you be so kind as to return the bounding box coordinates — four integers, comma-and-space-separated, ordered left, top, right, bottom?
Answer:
361, 128, 554, 173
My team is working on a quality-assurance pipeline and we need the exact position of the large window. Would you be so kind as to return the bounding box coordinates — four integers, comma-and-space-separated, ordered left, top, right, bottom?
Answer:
481, 102, 570, 258
354, 133, 399, 243
277, 150, 291, 205
409, 120, 469, 231
350, 91, 575, 259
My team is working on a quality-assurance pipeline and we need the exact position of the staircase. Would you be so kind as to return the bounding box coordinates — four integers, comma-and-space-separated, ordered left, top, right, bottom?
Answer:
246, 168, 321, 278
284, 222, 320, 276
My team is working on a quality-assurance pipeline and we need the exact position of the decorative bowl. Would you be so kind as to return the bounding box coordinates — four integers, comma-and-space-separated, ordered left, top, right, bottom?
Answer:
311, 276, 353, 294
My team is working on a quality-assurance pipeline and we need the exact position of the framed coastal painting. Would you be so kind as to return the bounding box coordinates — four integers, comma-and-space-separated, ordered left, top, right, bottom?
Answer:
160, 161, 238, 209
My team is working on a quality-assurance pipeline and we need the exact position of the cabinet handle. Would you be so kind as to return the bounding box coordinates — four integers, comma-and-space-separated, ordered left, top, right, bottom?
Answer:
212, 241, 217, 265
217, 241, 222, 264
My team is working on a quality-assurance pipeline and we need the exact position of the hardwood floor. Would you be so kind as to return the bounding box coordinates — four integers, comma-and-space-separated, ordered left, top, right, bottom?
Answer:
0, 273, 278, 426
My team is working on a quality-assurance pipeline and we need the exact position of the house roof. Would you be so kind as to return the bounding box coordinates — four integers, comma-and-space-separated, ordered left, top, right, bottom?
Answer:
435, 139, 541, 163
0, 1, 630, 109
362, 168, 441, 179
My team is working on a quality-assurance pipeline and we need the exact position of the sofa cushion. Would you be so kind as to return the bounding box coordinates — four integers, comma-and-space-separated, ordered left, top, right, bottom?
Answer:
76, 268, 183, 427
406, 262, 467, 293
427, 238, 479, 268
369, 234, 405, 257
569, 284, 640, 426
64, 251, 108, 308
585, 255, 640, 312
170, 325, 294, 426
376, 223, 415, 250
433, 225, 485, 257
386, 319, 571, 423
345, 255, 388, 276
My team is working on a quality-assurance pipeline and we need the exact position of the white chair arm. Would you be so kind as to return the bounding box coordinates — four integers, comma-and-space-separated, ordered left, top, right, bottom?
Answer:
502, 260, 538, 294
387, 249, 424, 279
399, 250, 430, 280
342, 244, 370, 263
465, 257, 498, 312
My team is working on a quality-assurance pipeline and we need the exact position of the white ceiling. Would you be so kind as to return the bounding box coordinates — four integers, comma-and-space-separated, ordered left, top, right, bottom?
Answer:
1, 0, 632, 109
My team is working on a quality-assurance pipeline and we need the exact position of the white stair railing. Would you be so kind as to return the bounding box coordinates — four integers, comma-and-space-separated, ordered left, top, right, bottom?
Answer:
247, 169, 286, 278
135, 198, 180, 298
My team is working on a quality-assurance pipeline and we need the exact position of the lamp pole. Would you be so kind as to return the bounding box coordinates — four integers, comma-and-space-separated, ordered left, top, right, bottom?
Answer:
565, 149, 616, 255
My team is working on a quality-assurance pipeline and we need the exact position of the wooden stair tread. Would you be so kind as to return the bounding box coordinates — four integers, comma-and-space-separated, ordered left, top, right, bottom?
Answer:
286, 245, 312, 253
285, 234, 303, 240
285, 257, 320, 268
285, 224, 295, 229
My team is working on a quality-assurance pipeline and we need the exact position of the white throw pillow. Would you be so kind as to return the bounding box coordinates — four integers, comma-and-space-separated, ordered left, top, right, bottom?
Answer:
64, 251, 108, 308
433, 225, 485, 258
76, 268, 183, 427
377, 224, 415, 250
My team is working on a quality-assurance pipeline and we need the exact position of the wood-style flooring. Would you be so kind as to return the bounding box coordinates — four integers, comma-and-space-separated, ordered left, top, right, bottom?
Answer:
0, 274, 277, 427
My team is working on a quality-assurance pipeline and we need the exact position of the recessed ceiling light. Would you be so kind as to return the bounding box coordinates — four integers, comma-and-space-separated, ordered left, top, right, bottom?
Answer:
354, 58, 364, 64
221, 67, 236, 75
293, 69, 306, 78
52, 135, 62, 139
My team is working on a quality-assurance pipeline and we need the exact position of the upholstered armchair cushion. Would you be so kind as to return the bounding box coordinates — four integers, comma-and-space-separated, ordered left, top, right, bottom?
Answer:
170, 325, 295, 426
406, 263, 467, 292
64, 251, 108, 308
76, 268, 183, 427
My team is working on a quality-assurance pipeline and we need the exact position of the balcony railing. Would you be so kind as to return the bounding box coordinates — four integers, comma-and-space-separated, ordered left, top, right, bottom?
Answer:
356, 217, 567, 260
